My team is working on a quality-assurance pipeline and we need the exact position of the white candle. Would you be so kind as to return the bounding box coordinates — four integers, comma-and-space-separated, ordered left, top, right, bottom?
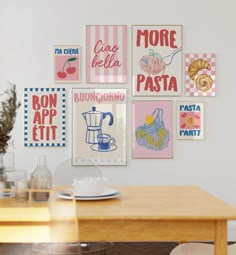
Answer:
0, 181, 6, 189
15, 179, 28, 202
15, 180, 27, 189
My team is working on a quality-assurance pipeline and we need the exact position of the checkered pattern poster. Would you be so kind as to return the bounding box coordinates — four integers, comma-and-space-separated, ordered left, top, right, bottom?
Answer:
24, 88, 66, 147
185, 53, 216, 96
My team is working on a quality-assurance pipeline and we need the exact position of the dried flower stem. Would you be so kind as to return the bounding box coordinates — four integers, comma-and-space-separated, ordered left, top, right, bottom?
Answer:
0, 83, 21, 154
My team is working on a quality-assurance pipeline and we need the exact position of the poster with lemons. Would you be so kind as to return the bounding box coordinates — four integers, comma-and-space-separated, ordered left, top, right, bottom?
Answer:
132, 100, 173, 158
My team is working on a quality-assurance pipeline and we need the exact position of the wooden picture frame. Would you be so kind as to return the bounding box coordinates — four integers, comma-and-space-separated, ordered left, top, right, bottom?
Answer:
132, 25, 182, 96
72, 88, 127, 165
132, 100, 173, 158
176, 101, 204, 140
86, 25, 127, 83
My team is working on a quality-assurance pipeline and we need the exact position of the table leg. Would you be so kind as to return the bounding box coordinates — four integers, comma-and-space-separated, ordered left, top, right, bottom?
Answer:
215, 220, 227, 255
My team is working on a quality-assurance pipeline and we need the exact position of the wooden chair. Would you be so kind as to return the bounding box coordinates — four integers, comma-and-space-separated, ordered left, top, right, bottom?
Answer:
170, 243, 236, 255
53, 158, 102, 186
31, 242, 113, 255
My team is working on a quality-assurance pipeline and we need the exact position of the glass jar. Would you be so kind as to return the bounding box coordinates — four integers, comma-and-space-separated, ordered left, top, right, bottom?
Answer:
0, 153, 6, 186
30, 155, 52, 201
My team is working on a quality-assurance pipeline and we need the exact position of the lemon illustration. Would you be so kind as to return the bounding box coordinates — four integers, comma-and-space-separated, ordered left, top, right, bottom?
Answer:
145, 115, 154, 125
136, 128, 147, 138
154, 138, 165, 149
146, 135, 154, 145
157, 128, 168, 139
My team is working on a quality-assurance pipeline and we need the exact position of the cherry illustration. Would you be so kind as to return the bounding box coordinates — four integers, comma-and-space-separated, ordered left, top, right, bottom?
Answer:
66, 67, 76, 74
57, 71, 67, 79
57, 57, 77, 79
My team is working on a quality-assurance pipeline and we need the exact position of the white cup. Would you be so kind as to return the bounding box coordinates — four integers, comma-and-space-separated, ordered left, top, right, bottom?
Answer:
72, 177, 108, 196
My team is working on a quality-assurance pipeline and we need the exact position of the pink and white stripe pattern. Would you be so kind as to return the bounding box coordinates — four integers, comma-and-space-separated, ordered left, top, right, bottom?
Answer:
86, 25, 127, 83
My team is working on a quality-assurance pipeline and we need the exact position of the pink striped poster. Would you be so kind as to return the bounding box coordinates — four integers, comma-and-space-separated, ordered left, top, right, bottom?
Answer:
86, 25, 127, 83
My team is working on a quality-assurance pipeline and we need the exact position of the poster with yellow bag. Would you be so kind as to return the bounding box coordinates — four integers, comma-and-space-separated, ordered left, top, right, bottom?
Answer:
132, 100, 173, 158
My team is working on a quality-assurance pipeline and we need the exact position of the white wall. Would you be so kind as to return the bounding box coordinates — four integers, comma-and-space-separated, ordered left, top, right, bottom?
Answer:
1, 0, 236, 239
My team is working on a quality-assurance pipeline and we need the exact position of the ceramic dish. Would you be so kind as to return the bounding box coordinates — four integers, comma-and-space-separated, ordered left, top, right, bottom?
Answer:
0, 191, 15, 199
57, 188, 120, 201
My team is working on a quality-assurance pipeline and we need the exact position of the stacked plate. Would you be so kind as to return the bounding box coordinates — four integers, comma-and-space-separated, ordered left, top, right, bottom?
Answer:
0, 191, 15, 199
57, 188, 120, 201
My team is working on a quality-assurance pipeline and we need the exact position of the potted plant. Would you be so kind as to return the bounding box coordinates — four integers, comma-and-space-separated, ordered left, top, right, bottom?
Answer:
0, 82, 21, 182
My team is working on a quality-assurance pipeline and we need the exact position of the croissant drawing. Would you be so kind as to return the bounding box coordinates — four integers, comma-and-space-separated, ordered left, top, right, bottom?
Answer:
188, 58, 211, 80
195, 74, 213, 92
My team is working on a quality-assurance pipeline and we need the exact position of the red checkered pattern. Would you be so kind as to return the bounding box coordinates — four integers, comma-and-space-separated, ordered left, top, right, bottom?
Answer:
185, 53, 216, 97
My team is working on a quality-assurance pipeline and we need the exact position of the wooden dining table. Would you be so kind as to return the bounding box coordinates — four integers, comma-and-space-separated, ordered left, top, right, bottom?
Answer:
1, 185, 236, 255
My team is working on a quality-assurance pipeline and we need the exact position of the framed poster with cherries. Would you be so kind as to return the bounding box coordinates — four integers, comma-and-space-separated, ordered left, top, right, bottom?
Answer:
54, 45, 80, 83
132, 25, 182, 96
86, 25, 127, 83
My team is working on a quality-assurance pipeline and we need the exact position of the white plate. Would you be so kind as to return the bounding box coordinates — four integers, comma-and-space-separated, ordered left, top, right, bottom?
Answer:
57, 188, 120, 201
0, 191, 15, 199
72, 188, 118, 197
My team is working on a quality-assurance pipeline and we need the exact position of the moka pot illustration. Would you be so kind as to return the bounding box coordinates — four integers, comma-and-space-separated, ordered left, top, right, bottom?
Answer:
82, 106, 114, 144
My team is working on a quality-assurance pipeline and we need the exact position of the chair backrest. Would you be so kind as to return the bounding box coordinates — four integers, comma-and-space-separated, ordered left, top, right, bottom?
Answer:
0, 188, 79, 243
31, 242, 113, 255
47, 188, 79, 243
53, 158, 102, 185
170, 243, 236, 255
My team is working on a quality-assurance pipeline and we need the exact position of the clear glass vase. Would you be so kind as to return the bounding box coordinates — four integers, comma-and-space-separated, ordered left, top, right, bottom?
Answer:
30, 155, 52, 201
0, 153, 6, 184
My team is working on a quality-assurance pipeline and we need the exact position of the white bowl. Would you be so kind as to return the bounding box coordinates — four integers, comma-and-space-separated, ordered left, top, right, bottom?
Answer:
72, 177, 108, 196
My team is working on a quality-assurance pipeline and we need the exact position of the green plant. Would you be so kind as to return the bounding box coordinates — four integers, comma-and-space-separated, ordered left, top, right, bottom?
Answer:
0, 83, 21, 154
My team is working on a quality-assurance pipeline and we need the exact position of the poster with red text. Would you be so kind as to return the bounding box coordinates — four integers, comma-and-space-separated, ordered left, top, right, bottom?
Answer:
86, 25, 127, 83
54, 45, 80, 83
132, 25, 182, 96
24, 88, 66, 146
72, 88, 126, 165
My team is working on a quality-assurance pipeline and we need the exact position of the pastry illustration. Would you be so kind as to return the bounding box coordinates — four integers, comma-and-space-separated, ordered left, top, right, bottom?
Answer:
187, 58, 211, 80
180, 112, 200, 129
195, 74, 213, 92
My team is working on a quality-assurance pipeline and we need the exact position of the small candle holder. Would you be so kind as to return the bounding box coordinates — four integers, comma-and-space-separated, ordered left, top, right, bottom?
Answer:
15, 179, 28, 202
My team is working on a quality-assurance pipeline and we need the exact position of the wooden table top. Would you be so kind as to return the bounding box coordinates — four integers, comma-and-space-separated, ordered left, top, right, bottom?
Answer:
75, 185, 236, 221
1, 185, 236, 222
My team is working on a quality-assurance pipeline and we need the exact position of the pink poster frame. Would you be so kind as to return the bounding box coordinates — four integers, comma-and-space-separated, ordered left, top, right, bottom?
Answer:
132, 100, 173, 159
86, 25, 127, 84
54, 45, 80, 83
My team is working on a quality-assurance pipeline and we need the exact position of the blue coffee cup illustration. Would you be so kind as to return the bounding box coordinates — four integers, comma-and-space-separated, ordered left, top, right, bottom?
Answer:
97, 134, 116, 151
